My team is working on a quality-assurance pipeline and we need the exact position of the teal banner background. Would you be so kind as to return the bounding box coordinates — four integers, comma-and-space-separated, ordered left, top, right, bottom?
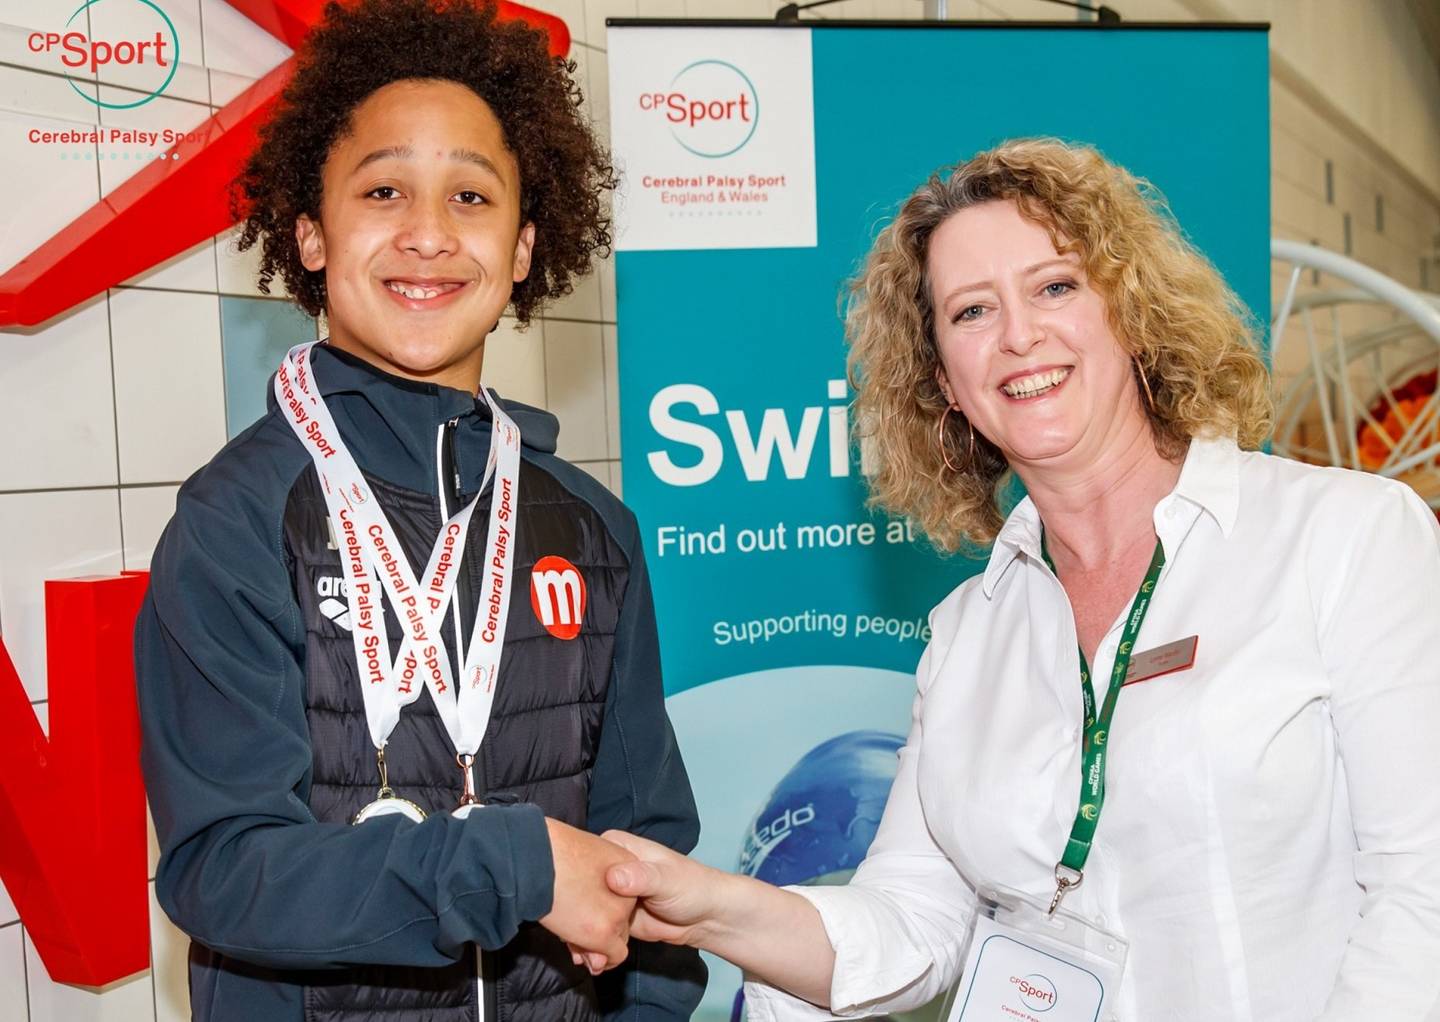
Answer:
614, 23, 1268, 1019
621, 25, 1270, 697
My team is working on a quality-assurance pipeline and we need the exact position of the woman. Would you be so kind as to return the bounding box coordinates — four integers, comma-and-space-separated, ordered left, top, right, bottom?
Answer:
600, 139, 1440, 1019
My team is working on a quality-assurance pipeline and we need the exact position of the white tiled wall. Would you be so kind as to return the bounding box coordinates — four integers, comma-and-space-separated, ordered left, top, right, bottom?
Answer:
1, 0, 1437, 1018
109, 288, 227, 483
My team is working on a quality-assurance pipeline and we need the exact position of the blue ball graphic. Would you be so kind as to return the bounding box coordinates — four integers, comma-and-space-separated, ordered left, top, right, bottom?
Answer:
737, 729, 906, 887
730, 730, 907, 1021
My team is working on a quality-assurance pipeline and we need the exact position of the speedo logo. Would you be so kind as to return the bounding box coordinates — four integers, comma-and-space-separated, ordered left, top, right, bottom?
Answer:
738, 803, 816, 876
317, 575, 350, 631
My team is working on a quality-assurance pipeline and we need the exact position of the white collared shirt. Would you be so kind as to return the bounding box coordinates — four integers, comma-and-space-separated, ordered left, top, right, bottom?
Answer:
745, 436, 1440, 1021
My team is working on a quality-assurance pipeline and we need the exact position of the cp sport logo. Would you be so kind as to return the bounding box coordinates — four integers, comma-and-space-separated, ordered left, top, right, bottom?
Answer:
27, 0, 180, 109
638, 59, 759, 158
530, 556, 586, 641
1011, 973, 1058, 1012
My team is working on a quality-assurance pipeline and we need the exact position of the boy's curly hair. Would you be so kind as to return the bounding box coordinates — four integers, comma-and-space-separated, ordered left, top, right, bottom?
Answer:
232, 0, 615, 325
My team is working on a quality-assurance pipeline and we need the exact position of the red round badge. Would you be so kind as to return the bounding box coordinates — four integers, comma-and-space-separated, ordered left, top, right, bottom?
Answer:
530, 556, 586, 640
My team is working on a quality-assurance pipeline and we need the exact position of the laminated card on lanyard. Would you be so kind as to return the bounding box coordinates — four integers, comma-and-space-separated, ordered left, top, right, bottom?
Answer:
275, 343, 522, 822
942, 534, 1165, 1022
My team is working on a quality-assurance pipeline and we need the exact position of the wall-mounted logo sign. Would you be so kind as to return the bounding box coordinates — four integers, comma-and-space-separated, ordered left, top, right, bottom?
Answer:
610, 26, 816, 251
0, 0, 569, 329
640, 59, 759, 158
27, 0, 181, 109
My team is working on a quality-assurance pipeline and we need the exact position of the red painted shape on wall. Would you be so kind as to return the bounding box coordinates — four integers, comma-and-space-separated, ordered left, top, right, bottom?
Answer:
0, 1, 570, 328
219, 0, 571, 68
224, 0, 322, 49
0, 65, 289, 329
0, 572, 150, 986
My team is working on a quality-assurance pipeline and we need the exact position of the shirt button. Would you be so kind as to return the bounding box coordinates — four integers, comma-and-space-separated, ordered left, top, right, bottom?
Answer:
1164, 504, 1178, 519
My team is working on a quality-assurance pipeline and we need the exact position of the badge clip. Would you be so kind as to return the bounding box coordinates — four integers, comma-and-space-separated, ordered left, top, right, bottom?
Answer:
1048, 863, 1083, 916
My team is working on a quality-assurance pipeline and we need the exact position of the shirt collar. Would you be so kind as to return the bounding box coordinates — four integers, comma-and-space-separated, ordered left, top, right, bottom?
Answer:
983, 496, 1042, 597
979, 433, 1241, 598
1168, 433, 1240, 537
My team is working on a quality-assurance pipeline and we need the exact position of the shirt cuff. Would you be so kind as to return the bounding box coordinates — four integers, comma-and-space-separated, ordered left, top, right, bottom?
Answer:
741, 884, 954, 1020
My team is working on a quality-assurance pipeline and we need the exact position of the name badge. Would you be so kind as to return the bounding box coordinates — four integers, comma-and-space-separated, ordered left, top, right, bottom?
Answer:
944, 889, 1125, 1022
1123, 635, 1198, 686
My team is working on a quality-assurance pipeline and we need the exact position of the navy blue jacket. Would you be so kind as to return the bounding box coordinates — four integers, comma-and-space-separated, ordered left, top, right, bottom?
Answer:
135, 344, 704, 1021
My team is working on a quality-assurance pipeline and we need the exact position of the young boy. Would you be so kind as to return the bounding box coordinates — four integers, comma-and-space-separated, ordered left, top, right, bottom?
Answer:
134, 2, 704, 1019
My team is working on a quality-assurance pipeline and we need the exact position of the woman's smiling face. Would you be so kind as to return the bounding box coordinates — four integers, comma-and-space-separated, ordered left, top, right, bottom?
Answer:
296, 78, 534, 391
929, 199, 1146, 476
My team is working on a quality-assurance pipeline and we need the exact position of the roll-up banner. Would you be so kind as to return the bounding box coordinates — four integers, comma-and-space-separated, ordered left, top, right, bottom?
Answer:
609, 20, 1268, 1018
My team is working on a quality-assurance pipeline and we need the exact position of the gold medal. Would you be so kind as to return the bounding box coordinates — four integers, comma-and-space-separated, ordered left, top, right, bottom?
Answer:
352, 747, 426, 825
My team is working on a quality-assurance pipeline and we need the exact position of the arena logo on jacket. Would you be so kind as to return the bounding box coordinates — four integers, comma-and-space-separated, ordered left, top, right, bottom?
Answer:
530, 556, 586, 640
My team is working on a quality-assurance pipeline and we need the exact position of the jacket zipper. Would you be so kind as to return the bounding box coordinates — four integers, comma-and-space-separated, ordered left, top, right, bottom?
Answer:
445, 417, 489, 1022
440, 418, 466, 664
445, 417, 463, 505
479, 946, 496, 1022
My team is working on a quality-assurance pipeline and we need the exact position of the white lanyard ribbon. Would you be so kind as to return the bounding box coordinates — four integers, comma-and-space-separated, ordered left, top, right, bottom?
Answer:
274, 343, 521, 767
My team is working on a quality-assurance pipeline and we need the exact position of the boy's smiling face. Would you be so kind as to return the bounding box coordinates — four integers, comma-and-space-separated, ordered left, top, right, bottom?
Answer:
295, 78, 534, 392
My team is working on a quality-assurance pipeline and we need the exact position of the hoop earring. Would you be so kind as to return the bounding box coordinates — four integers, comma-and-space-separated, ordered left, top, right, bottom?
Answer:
938, 405, 974, 473
1135, 357, 1157, 415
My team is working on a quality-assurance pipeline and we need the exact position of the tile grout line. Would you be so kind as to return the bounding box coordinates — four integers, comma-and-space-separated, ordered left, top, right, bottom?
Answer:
21, 923, 31, 1022
110, 282, 290, 301
0, 61, 214, 111
0, 482, 182, 496
197, 0, 210, 93
539, 312, 551, 411
598, 323, 614, 464
98, 283, 618, 325
99, 27, 130, 580
117, 486, 128, 571
104, 287, 128, 572
217, 282, 231, 439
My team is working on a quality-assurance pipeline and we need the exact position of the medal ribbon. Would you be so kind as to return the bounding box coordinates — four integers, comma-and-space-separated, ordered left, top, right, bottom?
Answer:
1041, 534, 1166, 878
274, 342, 520, 760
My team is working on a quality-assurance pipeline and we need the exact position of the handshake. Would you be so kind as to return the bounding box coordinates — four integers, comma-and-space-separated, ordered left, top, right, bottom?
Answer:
539, 817, 713, 974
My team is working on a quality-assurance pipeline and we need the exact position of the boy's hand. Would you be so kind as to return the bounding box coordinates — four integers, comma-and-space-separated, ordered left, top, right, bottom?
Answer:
539, 818, 637, 971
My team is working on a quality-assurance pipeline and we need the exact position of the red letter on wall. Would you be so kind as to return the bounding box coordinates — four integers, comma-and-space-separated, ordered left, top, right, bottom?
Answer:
0, 572, 150, 985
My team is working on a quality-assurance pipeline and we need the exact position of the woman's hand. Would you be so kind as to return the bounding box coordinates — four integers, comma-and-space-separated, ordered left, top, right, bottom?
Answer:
602, 829, 728, 947
598, 829, 838, 1005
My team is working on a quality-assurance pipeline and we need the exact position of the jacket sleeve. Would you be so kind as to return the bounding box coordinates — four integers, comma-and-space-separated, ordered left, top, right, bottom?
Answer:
1316, 481, 1440, 1018
136, 473, 556, 971
586, 519, 708, 1021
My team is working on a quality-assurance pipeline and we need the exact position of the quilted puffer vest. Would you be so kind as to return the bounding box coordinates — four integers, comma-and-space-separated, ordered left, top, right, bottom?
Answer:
283, 457, 628, 1022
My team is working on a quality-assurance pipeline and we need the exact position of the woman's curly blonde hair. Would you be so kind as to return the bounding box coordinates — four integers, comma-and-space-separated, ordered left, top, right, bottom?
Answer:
848, 138, 1273, 552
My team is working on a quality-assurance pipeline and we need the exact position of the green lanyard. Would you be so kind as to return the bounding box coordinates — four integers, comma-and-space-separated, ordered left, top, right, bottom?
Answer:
1040, 532, 1166, 915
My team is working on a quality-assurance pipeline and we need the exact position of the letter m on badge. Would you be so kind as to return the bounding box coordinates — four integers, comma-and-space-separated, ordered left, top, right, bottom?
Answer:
530, 556, 586, 641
